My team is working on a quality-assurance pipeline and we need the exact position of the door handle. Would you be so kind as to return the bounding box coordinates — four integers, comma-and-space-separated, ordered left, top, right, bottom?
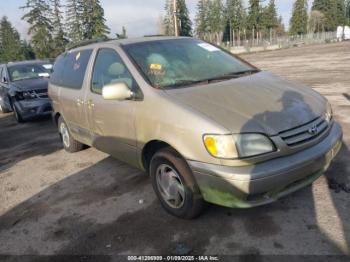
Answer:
76, 98, 83, 106
87, 99, 95, 109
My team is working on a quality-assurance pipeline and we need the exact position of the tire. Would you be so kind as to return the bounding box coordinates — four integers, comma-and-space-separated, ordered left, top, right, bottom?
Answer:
0, 103, 9, 114
13, 104, 24, 123
150, 147, 204, 219
58, 116, 84, 153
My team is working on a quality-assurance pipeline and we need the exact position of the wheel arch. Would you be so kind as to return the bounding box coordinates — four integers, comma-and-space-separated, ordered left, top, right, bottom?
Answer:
53, 112, 61, 126
141, 140, 183, 172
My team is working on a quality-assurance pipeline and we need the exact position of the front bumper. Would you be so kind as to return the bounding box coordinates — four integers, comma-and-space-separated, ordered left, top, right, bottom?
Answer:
14, 98, 52, 120
188, 122, 343, 208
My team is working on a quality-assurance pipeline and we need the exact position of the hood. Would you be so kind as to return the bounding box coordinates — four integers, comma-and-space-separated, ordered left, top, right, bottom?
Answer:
165, 72, 326, 135
11, 78, 48, 92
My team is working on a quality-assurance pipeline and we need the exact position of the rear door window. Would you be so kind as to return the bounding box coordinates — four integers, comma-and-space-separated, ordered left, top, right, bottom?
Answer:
51, 49, 92, 89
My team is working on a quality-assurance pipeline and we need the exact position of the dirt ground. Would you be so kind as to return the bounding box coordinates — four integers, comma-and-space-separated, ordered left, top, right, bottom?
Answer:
0, 42, 349, 259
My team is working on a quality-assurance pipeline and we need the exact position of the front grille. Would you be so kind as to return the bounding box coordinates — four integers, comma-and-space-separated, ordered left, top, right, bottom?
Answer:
34, 89, 48, 98
279, 116, 330, 147
43, 104, 52, 112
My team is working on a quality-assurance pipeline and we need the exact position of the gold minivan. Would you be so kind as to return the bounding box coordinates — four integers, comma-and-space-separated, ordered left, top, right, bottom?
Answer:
49, 37, 342, 218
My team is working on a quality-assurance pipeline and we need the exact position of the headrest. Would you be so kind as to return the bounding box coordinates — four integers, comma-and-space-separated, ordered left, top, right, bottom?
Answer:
108, 62, 125, 76
12, 71, 20, 78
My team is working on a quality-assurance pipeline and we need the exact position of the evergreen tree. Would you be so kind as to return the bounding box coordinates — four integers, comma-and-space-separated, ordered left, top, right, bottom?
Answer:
66, 0, 83, 42
51, 0, 67, 56
263, 0, 278, 31
163, 0, 174, 35
276, 15, 286, 36
21, 0, 54, 58
224, 0, 245, 44
335, 0, 346, 26
21, 40, 36, 60
207, 0, 225, 41
81, 0, 110, 40
178, 0, 193, 36
247, 0, 261, 33
347, 0, 350, 25
163, 0, 175, 36
312, 0, 337, 31
260, 0, 278, 40
225, 0, 245, 32
195, 0, 209, 38
163, 0, 192, 37
290, 0, 308, 35
0, 17, 24, 62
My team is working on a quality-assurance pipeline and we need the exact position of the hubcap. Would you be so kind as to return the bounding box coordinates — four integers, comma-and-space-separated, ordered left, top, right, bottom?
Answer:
60, 122, 70, 148
156, 164, 185, 209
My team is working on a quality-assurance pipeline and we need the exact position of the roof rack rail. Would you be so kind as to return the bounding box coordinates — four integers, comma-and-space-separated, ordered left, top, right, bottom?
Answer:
66, 37, 113, 51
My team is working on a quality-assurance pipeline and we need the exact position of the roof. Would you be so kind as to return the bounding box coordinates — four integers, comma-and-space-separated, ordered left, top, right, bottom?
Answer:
68, 36, 191, 52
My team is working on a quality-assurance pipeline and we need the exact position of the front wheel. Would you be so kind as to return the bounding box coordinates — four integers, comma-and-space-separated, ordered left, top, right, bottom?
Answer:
150, 148, 204, 219
58, 116, 84, 153
0, 103, 9, 114
13, 104, 24, 123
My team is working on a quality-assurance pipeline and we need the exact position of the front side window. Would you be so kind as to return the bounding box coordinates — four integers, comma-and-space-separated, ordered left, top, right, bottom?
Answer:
8, 64, 49, 82
123, 38, 257, 89
91, 48, 136, 95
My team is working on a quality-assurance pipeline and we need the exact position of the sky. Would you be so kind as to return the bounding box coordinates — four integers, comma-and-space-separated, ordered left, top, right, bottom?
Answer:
0, 0, 313, 39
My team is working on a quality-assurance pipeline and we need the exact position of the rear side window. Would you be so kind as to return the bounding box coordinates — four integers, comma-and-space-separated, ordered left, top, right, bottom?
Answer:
50, 49, 92, 89
50, 55, 65, 85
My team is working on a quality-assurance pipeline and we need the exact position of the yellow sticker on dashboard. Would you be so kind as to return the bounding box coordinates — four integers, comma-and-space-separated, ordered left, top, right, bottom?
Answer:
150, 64, 162, 70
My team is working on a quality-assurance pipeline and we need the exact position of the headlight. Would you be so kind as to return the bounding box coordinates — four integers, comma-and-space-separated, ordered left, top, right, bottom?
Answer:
204, 134, 275, 159
203, 135, 238, 158
325, 102, 332, 123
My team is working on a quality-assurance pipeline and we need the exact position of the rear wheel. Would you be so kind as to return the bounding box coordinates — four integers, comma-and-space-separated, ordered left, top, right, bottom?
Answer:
150, 147, 204, 219
58, 116, 84, 153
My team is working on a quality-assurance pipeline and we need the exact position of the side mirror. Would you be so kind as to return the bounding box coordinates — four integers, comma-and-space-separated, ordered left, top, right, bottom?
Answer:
102, 82, 133, 101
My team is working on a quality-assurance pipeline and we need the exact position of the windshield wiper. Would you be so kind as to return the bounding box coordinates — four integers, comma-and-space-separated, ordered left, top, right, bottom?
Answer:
164, 79, 210, 89
162, 69, 260, 89
207, 69, 260, 82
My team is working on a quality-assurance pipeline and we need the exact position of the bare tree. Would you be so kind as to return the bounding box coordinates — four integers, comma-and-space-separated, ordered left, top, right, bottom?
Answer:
308, 10, 326, 33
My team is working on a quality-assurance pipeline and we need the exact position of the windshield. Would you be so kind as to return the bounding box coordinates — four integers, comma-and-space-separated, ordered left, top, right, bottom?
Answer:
123, 38, 257, 89
8, 64, 50, 82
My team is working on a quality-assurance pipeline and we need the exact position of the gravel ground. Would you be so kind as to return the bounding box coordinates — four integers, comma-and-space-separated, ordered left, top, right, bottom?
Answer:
0, 42, 349, 259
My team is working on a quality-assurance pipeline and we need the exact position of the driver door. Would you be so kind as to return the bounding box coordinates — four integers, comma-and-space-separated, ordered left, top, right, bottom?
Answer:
84, 48, 139, 166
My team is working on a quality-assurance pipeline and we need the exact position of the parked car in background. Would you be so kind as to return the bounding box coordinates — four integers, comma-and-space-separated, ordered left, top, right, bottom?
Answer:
49, 37, 342, 218
0, 60, 53, 123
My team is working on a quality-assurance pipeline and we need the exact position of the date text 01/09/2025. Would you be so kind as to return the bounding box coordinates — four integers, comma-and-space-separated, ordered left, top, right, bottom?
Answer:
127, 255, 220, 261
